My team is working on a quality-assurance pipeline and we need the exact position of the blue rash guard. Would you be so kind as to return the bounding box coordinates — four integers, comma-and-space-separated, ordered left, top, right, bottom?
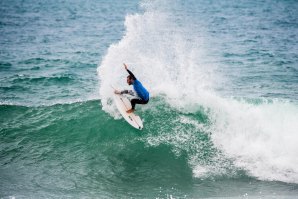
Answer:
133, 79, 149, 101
127, 69, 149, 101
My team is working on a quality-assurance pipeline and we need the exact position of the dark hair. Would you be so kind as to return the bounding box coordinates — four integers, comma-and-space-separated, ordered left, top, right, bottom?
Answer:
127, 75, 132, 80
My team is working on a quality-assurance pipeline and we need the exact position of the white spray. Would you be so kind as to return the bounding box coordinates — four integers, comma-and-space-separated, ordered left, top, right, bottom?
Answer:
97, 0, 298, 183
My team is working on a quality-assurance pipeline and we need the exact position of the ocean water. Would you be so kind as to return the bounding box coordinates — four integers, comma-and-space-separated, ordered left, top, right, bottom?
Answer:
1, 0, 298, 198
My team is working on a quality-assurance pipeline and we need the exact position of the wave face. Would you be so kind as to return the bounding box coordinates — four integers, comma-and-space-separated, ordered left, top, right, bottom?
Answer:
2, 101, 298, 198
98, 0, 298, 185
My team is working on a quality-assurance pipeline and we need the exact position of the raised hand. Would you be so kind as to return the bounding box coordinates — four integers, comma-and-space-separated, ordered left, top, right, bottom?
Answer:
123, 63, 128, 70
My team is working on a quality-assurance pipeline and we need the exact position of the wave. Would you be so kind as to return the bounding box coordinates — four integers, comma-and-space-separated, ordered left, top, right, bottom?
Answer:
4, 96, 295, 185
97, 0, 298, 183
0, 96, 100, 107
10, 74, 75, 84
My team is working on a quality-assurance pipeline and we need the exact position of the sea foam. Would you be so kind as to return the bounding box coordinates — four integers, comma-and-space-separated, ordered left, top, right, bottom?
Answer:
97, 0, 298, 183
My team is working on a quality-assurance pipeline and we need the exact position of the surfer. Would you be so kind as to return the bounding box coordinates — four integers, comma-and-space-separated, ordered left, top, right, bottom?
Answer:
114, 63, 149, 113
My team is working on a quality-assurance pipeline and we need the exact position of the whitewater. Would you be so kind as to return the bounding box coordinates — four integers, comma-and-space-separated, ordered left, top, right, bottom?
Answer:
98, 0, 298, 184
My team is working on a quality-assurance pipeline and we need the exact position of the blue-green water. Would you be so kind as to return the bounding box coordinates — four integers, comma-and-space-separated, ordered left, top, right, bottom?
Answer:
1, 0, 298, 198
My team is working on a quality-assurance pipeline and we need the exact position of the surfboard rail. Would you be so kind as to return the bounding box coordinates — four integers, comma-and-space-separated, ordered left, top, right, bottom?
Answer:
113, 93, 143, 130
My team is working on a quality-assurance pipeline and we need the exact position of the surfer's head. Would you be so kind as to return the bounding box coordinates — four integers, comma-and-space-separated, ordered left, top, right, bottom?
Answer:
127, 75, 134, 85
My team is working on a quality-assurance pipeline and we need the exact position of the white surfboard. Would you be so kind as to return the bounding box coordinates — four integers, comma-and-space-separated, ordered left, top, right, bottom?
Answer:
113, 93, 143, 130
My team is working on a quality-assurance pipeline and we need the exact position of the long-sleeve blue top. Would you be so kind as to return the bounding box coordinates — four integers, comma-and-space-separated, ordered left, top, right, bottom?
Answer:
127, 69, 149, 101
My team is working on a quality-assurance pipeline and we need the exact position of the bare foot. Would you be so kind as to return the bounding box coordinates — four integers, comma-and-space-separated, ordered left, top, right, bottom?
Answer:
126, 109, 134, 113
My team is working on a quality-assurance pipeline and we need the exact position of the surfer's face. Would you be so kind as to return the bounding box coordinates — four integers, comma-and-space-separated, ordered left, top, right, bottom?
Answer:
127, 77, 133, 85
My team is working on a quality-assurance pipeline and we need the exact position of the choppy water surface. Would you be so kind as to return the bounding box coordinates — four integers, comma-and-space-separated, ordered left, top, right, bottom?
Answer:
1, 0, 298, 198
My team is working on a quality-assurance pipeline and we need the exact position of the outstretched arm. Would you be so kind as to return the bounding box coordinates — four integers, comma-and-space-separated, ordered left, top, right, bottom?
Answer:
123, 63, 136, 80
114, 89, 134, 96
120, 90, 135, 96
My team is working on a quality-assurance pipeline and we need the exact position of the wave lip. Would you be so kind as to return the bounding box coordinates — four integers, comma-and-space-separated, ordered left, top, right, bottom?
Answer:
97, 5, 217, 117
